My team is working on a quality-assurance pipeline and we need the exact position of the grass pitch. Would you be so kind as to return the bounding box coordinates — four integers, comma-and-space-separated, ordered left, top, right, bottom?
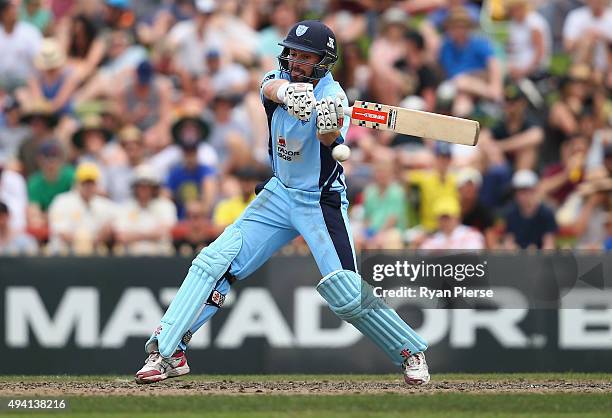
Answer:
1, 374, 611, 418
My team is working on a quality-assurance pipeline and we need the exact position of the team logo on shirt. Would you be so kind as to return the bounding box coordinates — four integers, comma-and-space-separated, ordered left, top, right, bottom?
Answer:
277, 135, 301, 162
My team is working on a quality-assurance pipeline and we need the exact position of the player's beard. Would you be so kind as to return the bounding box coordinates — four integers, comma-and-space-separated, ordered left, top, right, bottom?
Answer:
291, 69, 306, 82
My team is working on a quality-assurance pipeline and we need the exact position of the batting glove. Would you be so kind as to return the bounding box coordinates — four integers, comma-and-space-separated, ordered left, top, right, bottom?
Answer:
277, 82, 315, 121
316, 92, 345, 135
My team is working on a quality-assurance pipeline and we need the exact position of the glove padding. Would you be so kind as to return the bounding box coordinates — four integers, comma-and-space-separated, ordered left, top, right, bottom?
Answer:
316, 93, 345, 135
284, 83, 315, 121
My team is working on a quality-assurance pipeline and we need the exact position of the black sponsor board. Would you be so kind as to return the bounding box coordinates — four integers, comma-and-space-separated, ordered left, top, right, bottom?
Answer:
0, 254, 611, 374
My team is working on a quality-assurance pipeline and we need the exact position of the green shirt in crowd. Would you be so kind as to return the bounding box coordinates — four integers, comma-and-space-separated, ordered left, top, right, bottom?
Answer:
28, 165, 75, 212
363, 182, 407, 233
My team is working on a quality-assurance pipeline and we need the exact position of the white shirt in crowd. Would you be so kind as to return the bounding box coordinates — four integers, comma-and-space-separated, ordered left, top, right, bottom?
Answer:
420, 225, 485, 250
114, 197, 177, 255
48, 190, 116, 251
168, 20, 223, 76
507, 11, 552, 72
0, 21, 42, 87
563, 6, 612, 70
0, 169, 27, 232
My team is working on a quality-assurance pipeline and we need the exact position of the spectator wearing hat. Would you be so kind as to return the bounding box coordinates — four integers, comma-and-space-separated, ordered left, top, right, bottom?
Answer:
26, 140, 74, 229
117, 60, 173, 151
22, 37, 79, 118
438, 7, 503, 116
563, 0, 612, 70
456, 167, 497, 248
0, 0, 42, 92
72, 113, 114, 192
48, 162, 116, 254
17, 99, 59, 177
0, 156, 27, 232
149, 103, 218, 181
406, 141, 459, 233
212, 166, 260, 229
102, 0, 135, 31
479, 84, 544, 171
0, 96, 29, 165
419, 196, 485, 250
114, 164, 177, 255
165, 112, 217, 219
505, 0, 552, 81
0, 200, 38, 254
503, 169, 557, 250
107, 125, 147, 202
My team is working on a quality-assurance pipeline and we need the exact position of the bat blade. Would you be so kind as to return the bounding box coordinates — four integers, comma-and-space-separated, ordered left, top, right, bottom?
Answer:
346, 100, 480, 146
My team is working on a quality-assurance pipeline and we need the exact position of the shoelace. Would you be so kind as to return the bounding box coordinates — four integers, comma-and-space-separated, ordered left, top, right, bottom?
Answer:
145, 352, 161, 365
405, 354, 422, 369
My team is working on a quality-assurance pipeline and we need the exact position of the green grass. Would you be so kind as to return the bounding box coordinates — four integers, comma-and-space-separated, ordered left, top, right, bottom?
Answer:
1, 374, 611, 418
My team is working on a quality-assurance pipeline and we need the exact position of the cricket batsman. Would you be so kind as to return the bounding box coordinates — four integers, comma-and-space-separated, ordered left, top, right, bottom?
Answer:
135, 20, 430, 385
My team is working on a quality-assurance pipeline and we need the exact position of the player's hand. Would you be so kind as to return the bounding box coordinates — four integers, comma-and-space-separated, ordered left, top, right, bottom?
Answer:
278, 82, 315, 121
316, 92, 345, 135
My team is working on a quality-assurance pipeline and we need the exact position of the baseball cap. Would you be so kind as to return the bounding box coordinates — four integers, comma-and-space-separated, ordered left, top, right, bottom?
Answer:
433, 197, 460, 218
196, 0, 216, 14
136, 60, 154, 85
456, 167, 482, 188
118, 124, 142, 144
512, 169, 538, 189
105, 0, 130, 9
435, 141, 453, 157
206, 49, 221, 60
37, 140, 63, 158
381, 7, 408, 26
132, 164, 161, 186
75, 162, 101, 183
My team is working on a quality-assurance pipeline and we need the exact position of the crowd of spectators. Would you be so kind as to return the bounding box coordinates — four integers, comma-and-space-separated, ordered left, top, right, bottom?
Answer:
0, 0, 611, 256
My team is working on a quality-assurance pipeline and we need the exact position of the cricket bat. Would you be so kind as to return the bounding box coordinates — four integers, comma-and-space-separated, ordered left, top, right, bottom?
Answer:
344, 100, 480, 146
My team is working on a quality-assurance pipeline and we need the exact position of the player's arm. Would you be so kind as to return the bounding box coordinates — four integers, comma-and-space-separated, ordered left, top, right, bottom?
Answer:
263, 79, 289, 104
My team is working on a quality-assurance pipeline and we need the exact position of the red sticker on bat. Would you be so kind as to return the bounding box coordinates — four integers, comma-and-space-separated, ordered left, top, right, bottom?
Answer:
352, 107, 388, 124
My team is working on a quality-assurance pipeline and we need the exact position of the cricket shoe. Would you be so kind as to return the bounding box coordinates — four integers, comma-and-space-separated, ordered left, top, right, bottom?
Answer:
134, 350, 190, 384
402, 352, 430, 385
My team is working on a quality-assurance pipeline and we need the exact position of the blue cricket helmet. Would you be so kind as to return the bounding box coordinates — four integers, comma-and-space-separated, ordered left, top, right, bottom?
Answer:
278, 20, 338, 81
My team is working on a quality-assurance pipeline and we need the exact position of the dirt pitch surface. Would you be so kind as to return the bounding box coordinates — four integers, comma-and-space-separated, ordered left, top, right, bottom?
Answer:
2, 375, 612, 397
